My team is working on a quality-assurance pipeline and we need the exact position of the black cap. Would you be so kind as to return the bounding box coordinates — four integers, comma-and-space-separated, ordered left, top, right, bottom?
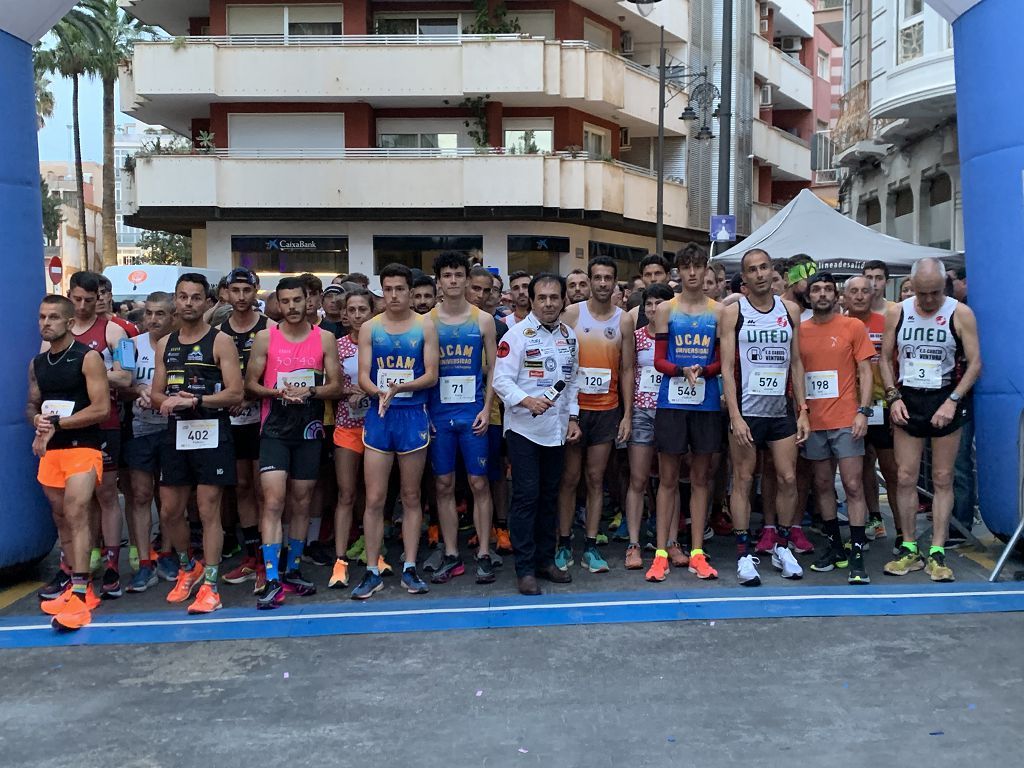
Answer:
226, 267, 257, 286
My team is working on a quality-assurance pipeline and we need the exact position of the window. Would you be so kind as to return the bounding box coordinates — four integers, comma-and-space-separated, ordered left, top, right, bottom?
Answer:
817, 50, 829, 80
373, 235, 483, 273
897, 0, 924, 65
507, 236, 569, 274
904, 0, 924, 15
583, 124, 609, 158
227, 4, 343, 36
289, 21, 342, 35
378, 133, 458, 151
375, 15, 461, 35
504, 129, 553, 155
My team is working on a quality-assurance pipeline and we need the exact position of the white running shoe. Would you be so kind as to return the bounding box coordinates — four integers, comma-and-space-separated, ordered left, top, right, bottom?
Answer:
737, 554, 761, 587
772, 543, 804, 580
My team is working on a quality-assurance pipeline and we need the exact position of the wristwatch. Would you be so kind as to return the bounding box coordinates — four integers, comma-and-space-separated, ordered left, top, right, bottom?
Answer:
47, 414, 62, 430
857, 406, 874, 418
308, 386, 318, 399
195, 394, 204, 409
948, 392, 962, 403
568, 415, 579, 423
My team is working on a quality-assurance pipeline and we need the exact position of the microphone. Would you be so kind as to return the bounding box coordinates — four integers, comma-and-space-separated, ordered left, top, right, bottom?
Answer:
532, 380, 566, 417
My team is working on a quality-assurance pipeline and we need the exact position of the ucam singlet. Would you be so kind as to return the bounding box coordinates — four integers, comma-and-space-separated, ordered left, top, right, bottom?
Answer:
429, 306, 484, 419
895, 295, 963, 390
656, 297, 720, 411
368, 315, 427, 408
735, 295, 793, 418
575, 302, 622, 412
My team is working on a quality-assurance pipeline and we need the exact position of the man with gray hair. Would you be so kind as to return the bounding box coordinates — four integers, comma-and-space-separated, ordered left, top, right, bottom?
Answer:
879, 257, 982, 582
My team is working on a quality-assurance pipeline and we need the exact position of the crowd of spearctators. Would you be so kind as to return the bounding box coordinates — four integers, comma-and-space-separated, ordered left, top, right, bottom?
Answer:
29, 244, 981, 631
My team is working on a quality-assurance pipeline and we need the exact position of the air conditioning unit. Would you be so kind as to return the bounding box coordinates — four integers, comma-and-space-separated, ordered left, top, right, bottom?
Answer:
780, 36, 802, 52
620, 31, 634, 55
760, 84, 773, 107
619, 127, 632, 149
759, 19, 769, 34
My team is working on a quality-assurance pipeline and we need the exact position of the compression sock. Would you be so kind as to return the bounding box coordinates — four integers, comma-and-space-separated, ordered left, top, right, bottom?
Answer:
287, 538, 304, 572
850, 525, 866, 550
261, 543, 282, 582
734, 529, 750, 558
822, 518, 844, 552
203, 564, 219, 587
103, 546, 120, 574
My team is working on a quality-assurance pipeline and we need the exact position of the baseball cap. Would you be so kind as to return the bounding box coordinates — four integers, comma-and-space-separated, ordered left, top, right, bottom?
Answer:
226, 267, 258, 286
323, 284, 344, 297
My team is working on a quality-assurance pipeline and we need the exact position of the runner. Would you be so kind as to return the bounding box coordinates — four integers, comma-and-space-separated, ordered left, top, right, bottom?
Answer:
646, 245, 723, 582
151, 274, 244, 614
31, 295, 110, 631
245, 277, 343, 608
880, 257, 982, 582
629, 253, 671, 329
504, 271, 532, 327
719, 249, 810, 586
797, 273, 876, 585
122, 291, 175, 593
862, 260, 897, 315
428, 252, 498, 585
783, 254, 817, 322
412, 275, 437, 315
350, 263, 439, 600
566, 269, 591, 304
556, 257, 634, 574
219, 268, 272, 588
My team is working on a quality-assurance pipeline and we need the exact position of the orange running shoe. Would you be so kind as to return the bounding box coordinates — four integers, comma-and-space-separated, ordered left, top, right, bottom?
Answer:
427, 525, 440, 548
378, 555, 393, 577
187, 583, 222, 614
495, 527, 512, 554
667, 542, 690, 568
167, 561, 204, 603
688, 552, 719, 580
51, 592, 92, 631
41, 585, 99, 615
328, 558, 350, 589
624, 543, 643, 570
645, 555, 670, 582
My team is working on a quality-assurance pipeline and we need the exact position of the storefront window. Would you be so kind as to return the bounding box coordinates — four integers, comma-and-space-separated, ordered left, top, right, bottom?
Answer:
588, 241, 647, 281
373, 235, 483, 273
232, 236, 349, 277
507, 235, 569, 274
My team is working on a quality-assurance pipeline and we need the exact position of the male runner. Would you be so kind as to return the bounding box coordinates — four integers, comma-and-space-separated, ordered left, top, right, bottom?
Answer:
219, 267, 272, 587
567, 269, 591, 304
798, 273, 876, 584
863, 260, 897, 315
350, 263, 439, 599
783, 254, 817, 322
880, 257, 982, 582
245, 277, 342, 607
412, 275, 437, 315
151, 274, 243, 614
122, 291, 174, 592
719, 249, 810, 585
31, 295, 110, 630
556, 256, 634, 573
98, 274, 139, 338
504, 271, 532, 327
428, 252, 498, 584
647, 246, 723, 582
629, 253, 671, 329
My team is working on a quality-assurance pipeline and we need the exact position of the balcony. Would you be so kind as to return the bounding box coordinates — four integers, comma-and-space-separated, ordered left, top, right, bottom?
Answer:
752, 34, 813, 110
121, 35, 686, 137
772, 0, 814, 38
122, 149, 688, 232
752, 119, 812, 181
814, 0, 844, 45
869, 49, 956, 123
751, 202, 783, 231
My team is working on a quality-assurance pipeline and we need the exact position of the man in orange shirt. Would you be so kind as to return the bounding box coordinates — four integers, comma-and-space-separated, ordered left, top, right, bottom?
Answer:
798, 273, 875, 584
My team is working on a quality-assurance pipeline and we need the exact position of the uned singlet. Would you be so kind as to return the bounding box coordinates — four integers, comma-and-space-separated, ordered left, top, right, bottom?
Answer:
369, 314, 427, 408
131, 332, 166, 437
73, 315, 120, 430
163, 327, 228, 427
896, 295, 963, 390
429, 306, 484, 420
260, 324, 326, 440
575, 302, 622, 412
220, 314, 269, 426
735, 295, 793, 418
33, 341, 101, 450
656, 297, 721, 412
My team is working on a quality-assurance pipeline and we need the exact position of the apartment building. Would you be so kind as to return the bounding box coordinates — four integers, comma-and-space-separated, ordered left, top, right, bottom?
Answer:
40, 160, 106, 285
113, 121, 179, 263
118, 0, 702, 283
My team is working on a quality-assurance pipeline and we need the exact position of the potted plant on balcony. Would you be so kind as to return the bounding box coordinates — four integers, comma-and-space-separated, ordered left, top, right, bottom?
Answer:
463, 0, 522, 37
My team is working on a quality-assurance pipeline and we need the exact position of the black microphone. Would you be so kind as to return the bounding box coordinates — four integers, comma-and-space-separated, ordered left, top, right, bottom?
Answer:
532, 380, 566, 417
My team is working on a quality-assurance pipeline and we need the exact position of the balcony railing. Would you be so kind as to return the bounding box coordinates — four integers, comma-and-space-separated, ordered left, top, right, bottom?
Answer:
811, 130, 848, 184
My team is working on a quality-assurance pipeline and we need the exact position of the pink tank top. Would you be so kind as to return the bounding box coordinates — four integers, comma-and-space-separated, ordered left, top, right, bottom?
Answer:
260, 325, 324, 425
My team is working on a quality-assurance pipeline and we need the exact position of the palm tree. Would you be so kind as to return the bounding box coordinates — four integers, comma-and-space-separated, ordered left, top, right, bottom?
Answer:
33, 51, 55, 130
90, 0, 153, 267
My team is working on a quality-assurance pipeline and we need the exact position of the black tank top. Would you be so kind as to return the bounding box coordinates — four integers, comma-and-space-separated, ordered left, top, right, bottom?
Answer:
220, 314, 268, 376
163, 327, 228, 426
33, 341, 101, 450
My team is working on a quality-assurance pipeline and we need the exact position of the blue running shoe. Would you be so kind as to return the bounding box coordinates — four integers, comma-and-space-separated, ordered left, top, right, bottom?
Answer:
127, 564, 158, 593
156, 555, 179, 582
554, 545, 573, 571
401, 567, 430, 594
612, 517, 630, 542
581, 547, 610, 573
351, 570, 384, 600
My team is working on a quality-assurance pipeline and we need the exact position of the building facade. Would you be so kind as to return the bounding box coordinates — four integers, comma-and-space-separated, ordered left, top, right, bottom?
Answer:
113, 121, 179, 263
40, 160, 106, 288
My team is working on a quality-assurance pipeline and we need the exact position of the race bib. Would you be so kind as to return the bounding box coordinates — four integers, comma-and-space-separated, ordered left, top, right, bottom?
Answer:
41, 399, 75, 418
667, 376, 706, 405
377, 368, 413, 398
805, 370, 839, 400
277, 369, 316, 390
748, 368, 787, 396
349, 395, 370, 419
906, 358, 941, 389
440, 375, 475, 404
230, 403, 260, 426
175, 419, 219, 451
637, 366, 662, 394
868, 399, 885, 426
578, 367, 611, 395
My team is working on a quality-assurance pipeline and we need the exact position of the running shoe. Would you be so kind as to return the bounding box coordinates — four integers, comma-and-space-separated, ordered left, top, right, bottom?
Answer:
254, 562, 267, 593
128, 546, 140, 573
710, 508, 734, 537
645, 555, 669, 582
431, 555, 466, 584
41, 585, 100, 615
402, 567, 430, 594
606, 511, 622, 535
100, 568, 123, 600
870, 518, 887, 539
167, 561, 204, 603
256, 579, 286, 610
328, 559, 350, 589
847, 550, 871, 585
925, 552, 955, 582
187, 584, 222, 614
581, 547, 610, 573
737, 555, 761, 587
755, 528, 781, 554
624, 543, 643, 570
351, 571, 383, 600
346, 535, 366, 562
688, 552, 718, 580
612, 517, 630, 542
772, 544, 803, 580
788, 527, 815, 554
156, 554, 179, 582
51, 592, 93, 632
810, 549, 849, 573
127, 565, 158, 593
282, 570, 317, 596
891, 535, 904, 557
485, 549, 504, 568
554, 544, 573, 571
667, 542, 690, 568
377, 555, 393, 577
38, 570, 71, 601
884, 547, 926, 576
475, 555, 496, 584
703, 525, 714, 542
495, 527, 513, 554
595, 533, 609, 546
222, 556, 259, 584
302, 541, 334, 567
423, 546, 445, 573
427, 524, 440, 548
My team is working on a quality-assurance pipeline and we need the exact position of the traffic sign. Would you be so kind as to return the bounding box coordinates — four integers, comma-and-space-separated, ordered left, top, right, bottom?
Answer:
48, 256, 62, 285
710, 215, 736, 242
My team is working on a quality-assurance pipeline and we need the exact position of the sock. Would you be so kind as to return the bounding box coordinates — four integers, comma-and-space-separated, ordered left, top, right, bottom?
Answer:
71, 573, 89, 598
777, 526, 791, 543
287, 538, 304, 572
403, 561, 415, 572
850, 525, 866, 550
929, 545, 945, 557
734, 529, 750, 558
585, 537, 597, 550
203, 564, 218, 587
691, 548, 705, 557
902, 540, 918, 554
306, 519, 322, 544
655, 548, 669, 559
177, 550, 191, 570
262, 542, 282, 582
368, 565, 380, 576
558, 535, 571, 548
59, 550, 72, 575
763, 524, 777, 531
104, 546, 120, 573
822, 518, 844, 552
241, 525, 261, 557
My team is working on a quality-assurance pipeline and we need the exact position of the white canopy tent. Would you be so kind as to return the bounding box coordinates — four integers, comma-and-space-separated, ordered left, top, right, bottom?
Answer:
713, 189, 962, 275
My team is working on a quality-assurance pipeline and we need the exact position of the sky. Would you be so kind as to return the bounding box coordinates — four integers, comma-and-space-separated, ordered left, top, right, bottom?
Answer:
37, 73, 129, 165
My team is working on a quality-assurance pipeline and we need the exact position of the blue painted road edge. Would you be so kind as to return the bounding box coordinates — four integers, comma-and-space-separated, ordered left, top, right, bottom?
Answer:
3, 582, 1023, 649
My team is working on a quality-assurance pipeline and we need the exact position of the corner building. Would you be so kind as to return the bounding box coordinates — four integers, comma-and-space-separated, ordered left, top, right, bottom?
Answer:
119, 0, 703, 284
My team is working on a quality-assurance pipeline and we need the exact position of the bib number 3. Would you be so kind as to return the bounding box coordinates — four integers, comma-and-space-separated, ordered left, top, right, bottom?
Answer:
907, 358, 941, 389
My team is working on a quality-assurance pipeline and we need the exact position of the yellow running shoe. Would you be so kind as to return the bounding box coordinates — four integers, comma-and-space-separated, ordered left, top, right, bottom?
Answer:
925, 552, 955, 582
884, 547, 925, 576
